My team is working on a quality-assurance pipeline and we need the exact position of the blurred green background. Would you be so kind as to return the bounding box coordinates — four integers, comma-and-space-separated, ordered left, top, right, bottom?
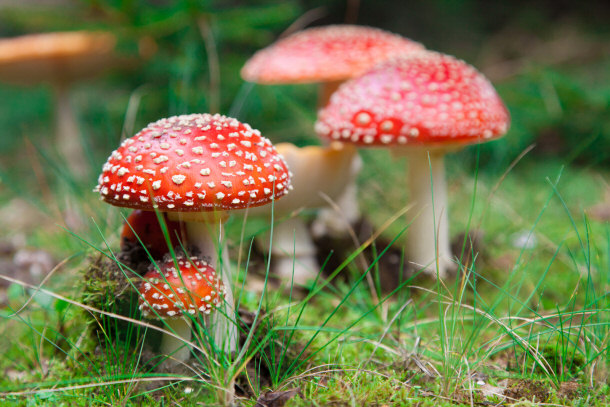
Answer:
0, 0, 609, 193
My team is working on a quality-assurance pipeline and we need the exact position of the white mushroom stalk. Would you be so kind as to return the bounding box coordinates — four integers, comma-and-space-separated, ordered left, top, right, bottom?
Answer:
401, 149, 452, 278
54, 82, 88, 175
160, 318, 193, 363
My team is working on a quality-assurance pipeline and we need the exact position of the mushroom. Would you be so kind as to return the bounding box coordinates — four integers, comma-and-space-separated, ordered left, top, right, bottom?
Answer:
242, 25, 424, 107
139, 253, 225, 365
95, 113, 292, 351
241, 25, 424, 279
243, 142, 355, 284
121, 209, 186, 261
315, 52, 510, 278
0, 31, 122, 176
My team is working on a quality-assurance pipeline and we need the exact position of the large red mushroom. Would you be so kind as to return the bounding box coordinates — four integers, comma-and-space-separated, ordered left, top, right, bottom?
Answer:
96, 113, 292, 350
316, 52, 510, 278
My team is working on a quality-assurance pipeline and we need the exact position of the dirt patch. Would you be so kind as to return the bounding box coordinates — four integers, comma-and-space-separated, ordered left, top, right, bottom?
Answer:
504, 378, 550, 403
557, 381, 581, 400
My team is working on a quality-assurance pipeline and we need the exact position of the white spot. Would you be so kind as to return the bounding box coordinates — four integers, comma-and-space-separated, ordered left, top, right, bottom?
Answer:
356, 112, 371, 125
172, 174, 186, 185
380, 120, 394, 131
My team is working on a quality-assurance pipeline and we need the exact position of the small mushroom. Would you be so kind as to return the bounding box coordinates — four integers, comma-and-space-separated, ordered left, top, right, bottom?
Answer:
95, 113, 292, 351
316, 51, 510, 278
139, 254, 225, 365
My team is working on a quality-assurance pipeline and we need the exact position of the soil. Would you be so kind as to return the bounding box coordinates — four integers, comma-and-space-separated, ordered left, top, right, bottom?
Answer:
504, 378, 550, 403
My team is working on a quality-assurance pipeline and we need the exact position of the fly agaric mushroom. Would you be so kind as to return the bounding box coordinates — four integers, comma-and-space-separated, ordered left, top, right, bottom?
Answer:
0, 31, 122, 176
121, 209, 186, 260
315, 51, 510, 278
242, 25, 425, 278
242, 25, 424, 106
139, 254, 225, 365
95, 113, 291, 351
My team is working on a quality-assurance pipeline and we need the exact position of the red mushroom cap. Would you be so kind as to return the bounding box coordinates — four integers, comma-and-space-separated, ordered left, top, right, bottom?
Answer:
241, 25, 425, 84
138, 255, 225, 318
315, 52, 510, 148
95, 113, 291, 212
120, 210, 185, 259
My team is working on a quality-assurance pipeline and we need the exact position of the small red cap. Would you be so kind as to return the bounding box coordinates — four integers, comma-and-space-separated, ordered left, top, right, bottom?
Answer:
241, 25, 424, 84
120, 210, 184, 259
95, 113, 292, 212
138, 255, 225, 318
315, 52, 510, 147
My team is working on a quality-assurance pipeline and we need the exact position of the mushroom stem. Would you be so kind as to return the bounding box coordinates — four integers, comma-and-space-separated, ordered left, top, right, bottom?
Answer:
259, 216, 319, 285
404, 149, 454, 278
311, 150, 362, 238
314, 81, 362, 238
54, 81, 88, 176
183, 219, 238, 353
160, 317, 193, 365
